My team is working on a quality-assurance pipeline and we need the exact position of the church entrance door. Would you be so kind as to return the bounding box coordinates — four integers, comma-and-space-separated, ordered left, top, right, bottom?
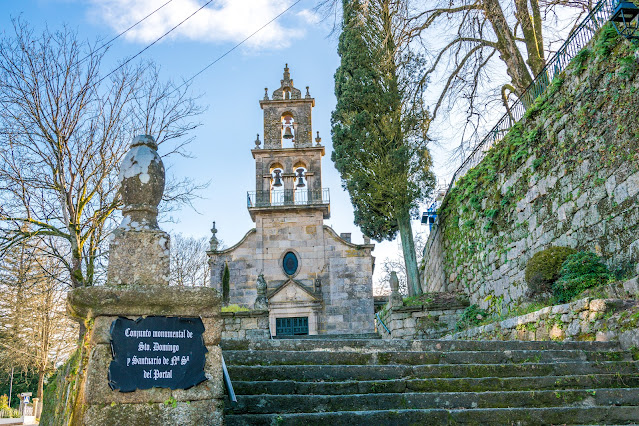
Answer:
275, 317, 309, 336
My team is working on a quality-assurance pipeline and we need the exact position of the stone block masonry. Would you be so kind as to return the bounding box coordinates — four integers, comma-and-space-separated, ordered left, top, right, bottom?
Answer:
222, 310, 270, 340
422, 28, 639, 307
445, 295, 639, 346
209, 211, 375, 335
378, 305, 466, 339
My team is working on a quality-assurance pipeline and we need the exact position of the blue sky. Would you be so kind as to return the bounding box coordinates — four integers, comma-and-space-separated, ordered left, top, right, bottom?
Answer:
0, 0, 434, 288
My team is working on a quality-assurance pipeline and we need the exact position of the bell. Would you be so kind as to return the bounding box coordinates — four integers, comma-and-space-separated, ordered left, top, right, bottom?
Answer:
295, 168, 305, 188
283, 126, 294, 139
272, 169, 283, 187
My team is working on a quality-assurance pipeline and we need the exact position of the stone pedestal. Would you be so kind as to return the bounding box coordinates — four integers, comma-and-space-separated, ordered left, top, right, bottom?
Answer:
107, 230, 170, 286
62, 135, 224, 425
66, 286, 223, 426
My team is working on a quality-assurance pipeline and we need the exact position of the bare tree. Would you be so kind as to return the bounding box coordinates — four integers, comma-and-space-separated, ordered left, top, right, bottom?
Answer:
169, 233, 211, 287
0, 238, 77, 401
0, 19, 204, 288
408, 0, 591, 153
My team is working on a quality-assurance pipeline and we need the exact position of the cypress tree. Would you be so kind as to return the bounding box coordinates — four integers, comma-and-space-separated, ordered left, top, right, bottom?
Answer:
222, 262, 230, 305
331, 0, 435, 296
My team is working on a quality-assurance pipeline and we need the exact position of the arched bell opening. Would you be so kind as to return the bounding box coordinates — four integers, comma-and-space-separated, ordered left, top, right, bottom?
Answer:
269, 163, 284, 206
293, 165, 307, 205
281, 112, 295, 148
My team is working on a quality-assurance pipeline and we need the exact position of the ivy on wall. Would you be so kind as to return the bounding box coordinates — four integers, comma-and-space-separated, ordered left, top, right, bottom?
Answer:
434, 24, 639, 300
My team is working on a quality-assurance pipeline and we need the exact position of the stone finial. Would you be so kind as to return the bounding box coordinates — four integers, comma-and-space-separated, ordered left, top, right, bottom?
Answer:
283, 63, 290, 81
390, 271, 403, 307
305, 86, 311, 99
254, 134, 261, 149
254, 274, 268, 310
118, 135, 164, 230
108, 135, 170, 286
315, 131, 322, 146
209, 221, 219, 251
363, 236, 371, 245
264, 88, 269, 100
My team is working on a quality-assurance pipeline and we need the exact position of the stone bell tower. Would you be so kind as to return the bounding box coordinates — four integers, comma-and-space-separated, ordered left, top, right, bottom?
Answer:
209, 65, 375, 337
248, 64, 329, 220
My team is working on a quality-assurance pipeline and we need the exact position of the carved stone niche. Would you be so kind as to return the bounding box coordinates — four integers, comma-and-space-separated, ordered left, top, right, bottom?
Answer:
267, 279, 322, 336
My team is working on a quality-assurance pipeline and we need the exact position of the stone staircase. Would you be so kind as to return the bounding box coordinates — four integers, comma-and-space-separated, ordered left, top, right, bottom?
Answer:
222, 338, 639, 425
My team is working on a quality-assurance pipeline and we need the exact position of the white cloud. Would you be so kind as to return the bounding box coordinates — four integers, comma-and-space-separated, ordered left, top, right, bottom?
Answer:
88, 0, 318, 49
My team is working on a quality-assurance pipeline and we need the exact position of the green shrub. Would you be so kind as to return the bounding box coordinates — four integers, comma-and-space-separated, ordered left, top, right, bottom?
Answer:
552, 251, 612, 303
456, 304, 489, 331
525, 246, 576, 298
0, 395, 19, 418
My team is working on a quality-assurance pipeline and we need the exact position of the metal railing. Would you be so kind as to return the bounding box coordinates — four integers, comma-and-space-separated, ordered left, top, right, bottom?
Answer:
247, 188, 330, 208
221, 354, 237, 405
447, 0, 617, 194
375, 312, 391, 335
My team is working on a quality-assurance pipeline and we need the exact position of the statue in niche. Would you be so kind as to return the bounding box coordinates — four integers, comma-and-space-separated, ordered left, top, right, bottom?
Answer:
254, 274, 268, 310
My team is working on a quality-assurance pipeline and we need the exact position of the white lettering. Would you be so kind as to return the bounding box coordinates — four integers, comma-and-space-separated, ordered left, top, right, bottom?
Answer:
152, 342, 180, 353
124, 328, 151, 338
153, 369, 173, 380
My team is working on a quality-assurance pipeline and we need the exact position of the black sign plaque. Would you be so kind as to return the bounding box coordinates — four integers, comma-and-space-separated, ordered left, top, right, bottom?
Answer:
108, 316, 208, 392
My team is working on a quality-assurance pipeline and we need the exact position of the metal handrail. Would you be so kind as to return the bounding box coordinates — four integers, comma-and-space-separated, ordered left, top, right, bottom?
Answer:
221, 354, 237, 405
446, 0, 617, 194
375, 312, 391, 334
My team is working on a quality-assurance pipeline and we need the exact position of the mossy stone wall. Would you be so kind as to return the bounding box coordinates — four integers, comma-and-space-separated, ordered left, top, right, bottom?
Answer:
423, 26, 639, 307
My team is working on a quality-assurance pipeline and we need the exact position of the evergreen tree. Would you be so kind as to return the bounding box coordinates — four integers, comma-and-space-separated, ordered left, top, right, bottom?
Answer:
331, 0, 435, 296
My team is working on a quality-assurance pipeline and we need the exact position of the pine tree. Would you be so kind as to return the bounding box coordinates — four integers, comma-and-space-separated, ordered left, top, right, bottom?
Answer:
331, 0, 435, 296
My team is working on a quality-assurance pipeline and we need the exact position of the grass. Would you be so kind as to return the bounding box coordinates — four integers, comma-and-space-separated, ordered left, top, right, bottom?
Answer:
221, 304, 250, 313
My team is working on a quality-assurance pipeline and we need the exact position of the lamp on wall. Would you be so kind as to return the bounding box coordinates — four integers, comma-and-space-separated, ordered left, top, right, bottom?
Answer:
610, 1, 639, 41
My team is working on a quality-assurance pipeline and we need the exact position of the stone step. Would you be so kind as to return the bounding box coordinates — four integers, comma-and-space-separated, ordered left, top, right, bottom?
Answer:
231, 373, 639, 395
223, 349, 631, 366
227, 361, 639, 382
224, 406, 639, 426
225, 388, 639, 415
273, 333, 381, 340
221, 338, 620, 353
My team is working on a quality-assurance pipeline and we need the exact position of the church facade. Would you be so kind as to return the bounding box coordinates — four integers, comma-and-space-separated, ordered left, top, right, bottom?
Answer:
208, 65, 375, 337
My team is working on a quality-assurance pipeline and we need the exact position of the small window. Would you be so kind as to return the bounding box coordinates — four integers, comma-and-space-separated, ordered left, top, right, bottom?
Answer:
282, 251, 299, 276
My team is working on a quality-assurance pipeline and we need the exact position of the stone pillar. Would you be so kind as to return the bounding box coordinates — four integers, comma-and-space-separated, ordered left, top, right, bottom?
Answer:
107, 135, 170, 287
65, 135, 223, 426
32, 397, 41, 418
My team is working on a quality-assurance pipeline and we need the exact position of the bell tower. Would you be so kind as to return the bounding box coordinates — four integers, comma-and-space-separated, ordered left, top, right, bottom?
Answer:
209, 64, 375, 337
248, 64, 329, 220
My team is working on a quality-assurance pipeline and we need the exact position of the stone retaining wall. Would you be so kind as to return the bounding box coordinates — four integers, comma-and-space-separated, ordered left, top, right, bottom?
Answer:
421, 30, 639, 307
378, 305, 466, 340
445, 296, 639, 345
222, 310, 270, 340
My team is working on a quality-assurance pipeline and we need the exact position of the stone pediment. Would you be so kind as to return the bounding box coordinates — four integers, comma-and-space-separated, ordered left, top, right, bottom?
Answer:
268, 279, 320, 303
